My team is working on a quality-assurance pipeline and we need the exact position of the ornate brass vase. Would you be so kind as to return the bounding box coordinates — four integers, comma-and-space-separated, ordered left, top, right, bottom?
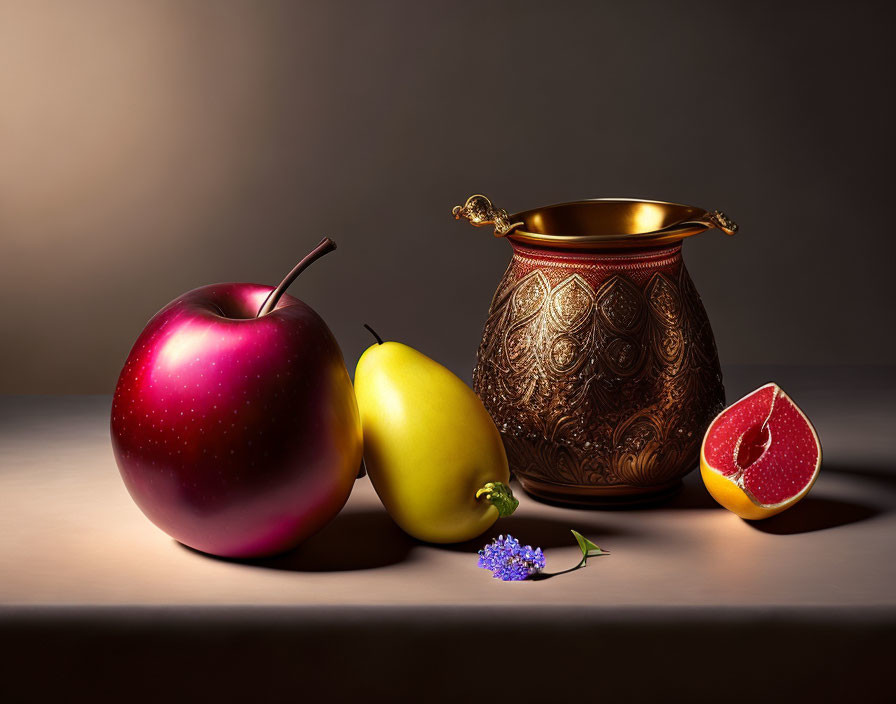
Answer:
454, 195, 737, 505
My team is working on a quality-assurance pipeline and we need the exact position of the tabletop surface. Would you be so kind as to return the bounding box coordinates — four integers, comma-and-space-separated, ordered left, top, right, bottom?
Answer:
1, 365, 894, 612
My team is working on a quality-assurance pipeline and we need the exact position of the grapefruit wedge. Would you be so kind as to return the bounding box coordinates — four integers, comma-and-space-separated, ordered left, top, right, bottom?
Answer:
700, 383, 821, 520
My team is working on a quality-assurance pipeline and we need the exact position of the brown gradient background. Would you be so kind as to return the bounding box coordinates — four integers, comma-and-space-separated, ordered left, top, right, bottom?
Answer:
1, 1, 894, 393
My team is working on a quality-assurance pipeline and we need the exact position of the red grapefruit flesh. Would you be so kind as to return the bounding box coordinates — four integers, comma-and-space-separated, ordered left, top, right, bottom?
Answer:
700, 383, 822, 520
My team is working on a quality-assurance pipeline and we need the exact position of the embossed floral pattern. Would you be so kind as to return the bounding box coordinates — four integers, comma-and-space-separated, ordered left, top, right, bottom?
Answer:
473, 244, 724, 494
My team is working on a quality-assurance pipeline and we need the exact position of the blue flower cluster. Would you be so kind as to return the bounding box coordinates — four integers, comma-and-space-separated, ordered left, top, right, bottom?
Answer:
477, 534, 546, 581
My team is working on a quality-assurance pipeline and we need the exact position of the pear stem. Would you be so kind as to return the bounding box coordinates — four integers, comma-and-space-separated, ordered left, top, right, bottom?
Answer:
364, 324, 384, 345
475, 481, 519, 517
256, 237, 336, 317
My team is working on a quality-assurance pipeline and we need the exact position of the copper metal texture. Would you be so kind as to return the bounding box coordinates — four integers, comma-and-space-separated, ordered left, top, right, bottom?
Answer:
457, 196, 733, 505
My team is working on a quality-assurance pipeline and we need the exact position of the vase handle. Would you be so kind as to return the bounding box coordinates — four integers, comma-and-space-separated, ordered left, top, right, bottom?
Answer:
706, 210, 738, 236
452, 194, 524, 238
664, 210, 739, 237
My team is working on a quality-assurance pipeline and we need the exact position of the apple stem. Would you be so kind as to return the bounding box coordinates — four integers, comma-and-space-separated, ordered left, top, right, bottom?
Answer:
363, 324, 384, 345
256, 237, 336, 317
475, 481, 519, 517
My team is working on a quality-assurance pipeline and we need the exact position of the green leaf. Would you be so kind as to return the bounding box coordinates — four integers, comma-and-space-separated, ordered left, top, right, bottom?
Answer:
570, 530, 608, 557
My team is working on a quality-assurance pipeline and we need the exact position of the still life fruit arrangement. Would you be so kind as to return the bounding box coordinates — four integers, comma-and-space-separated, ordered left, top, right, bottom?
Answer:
111, 197, 822, 582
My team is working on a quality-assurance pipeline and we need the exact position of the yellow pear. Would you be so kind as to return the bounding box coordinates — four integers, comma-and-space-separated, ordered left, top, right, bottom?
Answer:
353, 328, 516, 543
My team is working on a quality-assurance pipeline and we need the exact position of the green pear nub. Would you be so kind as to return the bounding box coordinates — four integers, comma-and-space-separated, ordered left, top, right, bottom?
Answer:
476, 481, 519, 517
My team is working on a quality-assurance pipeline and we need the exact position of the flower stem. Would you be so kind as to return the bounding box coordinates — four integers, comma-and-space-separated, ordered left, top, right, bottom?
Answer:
530, 531, 608, 581
530, 558, 587, 581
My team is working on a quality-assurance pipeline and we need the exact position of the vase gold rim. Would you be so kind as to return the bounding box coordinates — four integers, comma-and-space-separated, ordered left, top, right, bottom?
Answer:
507, 197, 729, 249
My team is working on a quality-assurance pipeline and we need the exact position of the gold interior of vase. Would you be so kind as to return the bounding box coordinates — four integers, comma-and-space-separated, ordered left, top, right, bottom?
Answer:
510, 199, 712, 249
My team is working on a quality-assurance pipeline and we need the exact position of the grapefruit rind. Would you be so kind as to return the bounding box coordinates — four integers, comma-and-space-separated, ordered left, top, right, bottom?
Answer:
699, 383, 822, 520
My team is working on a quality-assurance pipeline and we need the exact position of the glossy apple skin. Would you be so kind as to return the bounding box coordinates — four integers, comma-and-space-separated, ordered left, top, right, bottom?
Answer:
111, 283, 362, 558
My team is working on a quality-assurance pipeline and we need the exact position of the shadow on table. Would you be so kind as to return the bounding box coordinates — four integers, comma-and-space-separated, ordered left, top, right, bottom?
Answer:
747, 496, 880, 535
747, 460, 892, 534
435, 514, 628, 554
519, 471, 724, 512
180, 508, 415, 572
656, 473, 722, 510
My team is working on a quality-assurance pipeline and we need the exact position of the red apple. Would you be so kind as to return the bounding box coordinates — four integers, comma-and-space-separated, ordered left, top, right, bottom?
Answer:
111, 239, 362, 558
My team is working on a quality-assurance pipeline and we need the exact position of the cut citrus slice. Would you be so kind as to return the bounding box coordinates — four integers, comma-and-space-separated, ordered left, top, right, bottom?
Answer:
700, 383, 822, 520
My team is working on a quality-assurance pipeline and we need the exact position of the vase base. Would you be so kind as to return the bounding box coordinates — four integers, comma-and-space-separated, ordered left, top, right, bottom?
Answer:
516, 475, 684, 509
